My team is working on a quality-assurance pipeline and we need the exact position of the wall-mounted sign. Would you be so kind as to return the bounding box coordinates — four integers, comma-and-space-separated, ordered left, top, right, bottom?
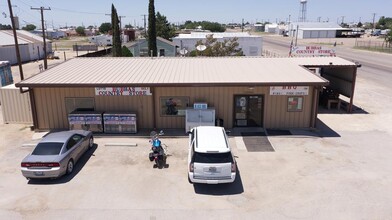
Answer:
270, 86, 309, 95
290, 46, 336, 57
194, 103, 208, 109
95, 87, 152, 96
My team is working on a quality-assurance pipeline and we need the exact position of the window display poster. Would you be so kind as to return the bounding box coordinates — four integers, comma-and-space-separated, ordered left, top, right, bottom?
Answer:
160, 97, 189, 116
288, 97, 303, 111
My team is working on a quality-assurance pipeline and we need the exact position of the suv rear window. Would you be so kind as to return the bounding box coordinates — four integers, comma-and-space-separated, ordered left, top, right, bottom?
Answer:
193, 152, 233, 163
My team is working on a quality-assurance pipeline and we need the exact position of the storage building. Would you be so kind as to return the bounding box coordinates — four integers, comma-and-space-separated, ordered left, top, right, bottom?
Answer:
15, 57, 357, 132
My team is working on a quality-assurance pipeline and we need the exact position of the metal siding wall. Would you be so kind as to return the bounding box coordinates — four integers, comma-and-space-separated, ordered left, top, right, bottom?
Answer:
34, 86, 315, 130
95, 93, 153, 128
0, 87, 32, 124
35, 88, 93, 129
264, 87, 313, 128
155, 86, 268, 129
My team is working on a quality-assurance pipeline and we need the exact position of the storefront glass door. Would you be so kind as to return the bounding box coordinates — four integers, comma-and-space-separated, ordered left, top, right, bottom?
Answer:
234, 95, 263, 127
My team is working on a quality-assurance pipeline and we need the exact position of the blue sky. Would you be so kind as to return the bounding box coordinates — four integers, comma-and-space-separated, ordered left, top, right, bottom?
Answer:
1, 0, 391, 28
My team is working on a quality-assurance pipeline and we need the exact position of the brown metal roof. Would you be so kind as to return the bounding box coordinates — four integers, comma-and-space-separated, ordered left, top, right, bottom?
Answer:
16, 57, 355, 88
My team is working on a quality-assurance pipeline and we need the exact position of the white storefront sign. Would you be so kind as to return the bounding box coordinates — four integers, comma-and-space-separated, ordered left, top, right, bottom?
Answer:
290, 46, 336, 57
270, 86, 309, 95
95, 87, 152, 96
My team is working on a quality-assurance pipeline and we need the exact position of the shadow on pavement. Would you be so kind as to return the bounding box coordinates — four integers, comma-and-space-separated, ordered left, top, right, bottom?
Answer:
27, 144, 98, 185
315, 119, 341, 138
193, 168, 244, 195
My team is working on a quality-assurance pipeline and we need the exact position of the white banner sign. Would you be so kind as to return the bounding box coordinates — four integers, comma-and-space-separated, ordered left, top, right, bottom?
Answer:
290, 46, 336, 57
270, 86, 309, 95
95, 87, 152, 96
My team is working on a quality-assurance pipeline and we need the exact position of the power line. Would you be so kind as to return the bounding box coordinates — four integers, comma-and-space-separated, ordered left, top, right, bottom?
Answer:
51, 7, 106, 15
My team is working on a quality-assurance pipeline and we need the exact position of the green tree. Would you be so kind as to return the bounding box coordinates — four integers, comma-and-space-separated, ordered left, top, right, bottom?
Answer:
192, 34, 243, 57
124, 24, 133, 29
156, 12, 176, 40
357, 22, 363, 28
99, 22, 112, 34
148, 0, 157, 56
76, 26, 86, 36
181, 21, 225, 32
22, 24, 36, 31
0, 24, 12, 30
121, 46, 133, 57
111, 4, 122, 57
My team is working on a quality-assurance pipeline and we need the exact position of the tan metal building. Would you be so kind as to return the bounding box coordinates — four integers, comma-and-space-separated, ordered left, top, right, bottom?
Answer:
15, 57, 357, 131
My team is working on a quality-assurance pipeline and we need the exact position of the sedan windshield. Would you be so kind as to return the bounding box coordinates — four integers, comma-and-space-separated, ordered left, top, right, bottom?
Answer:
193, 152, 234, 163
32, 142, 64, 155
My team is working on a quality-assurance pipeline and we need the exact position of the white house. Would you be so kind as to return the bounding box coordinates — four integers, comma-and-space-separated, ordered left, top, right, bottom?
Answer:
172, 32, 263, 56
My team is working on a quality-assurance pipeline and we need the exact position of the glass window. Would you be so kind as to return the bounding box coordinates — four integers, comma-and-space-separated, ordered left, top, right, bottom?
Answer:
66, 134, 83, 150
32, 142, 64, 155
160, 97, 189, 116
65, 97, 95, 114
288, 96, 303, 112
192, 152, 234, 163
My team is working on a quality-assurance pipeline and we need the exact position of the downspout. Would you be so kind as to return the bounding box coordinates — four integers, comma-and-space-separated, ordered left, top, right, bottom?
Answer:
19, 87, 38, 130
349, 66, 357, 113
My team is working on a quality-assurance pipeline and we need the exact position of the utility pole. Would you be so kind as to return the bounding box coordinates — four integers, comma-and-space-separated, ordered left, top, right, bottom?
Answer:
31, 6, 51, 70
372, 13, 376, 32
141, 14, 147, 36
7, 0, 24, 80
242, 18, 244, 32
341, 16, 345, 25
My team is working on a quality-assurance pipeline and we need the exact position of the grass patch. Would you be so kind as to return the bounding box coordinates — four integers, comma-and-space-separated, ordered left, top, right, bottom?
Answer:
354, 46, 392, 54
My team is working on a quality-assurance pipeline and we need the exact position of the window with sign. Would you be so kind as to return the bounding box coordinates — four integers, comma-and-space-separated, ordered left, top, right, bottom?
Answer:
160, 97, 189, 116
287, 97, 303, 112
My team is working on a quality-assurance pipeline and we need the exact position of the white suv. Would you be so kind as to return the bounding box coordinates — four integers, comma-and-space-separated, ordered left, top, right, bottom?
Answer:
187, 126, 236, 184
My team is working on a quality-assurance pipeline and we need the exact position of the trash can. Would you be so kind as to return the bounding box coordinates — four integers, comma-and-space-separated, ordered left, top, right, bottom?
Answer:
215, 118, 224, 127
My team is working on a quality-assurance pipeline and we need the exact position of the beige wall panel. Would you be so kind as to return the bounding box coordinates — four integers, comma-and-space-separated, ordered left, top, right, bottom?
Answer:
35, 88, 154, 130
0, 87, 32, 124
95, 94, 153, 129
155, 86, 269, 129
263, 87, 313, 128
34, 86, 314, 130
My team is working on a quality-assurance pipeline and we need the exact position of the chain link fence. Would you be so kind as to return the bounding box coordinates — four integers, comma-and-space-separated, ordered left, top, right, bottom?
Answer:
355, 40, 392, 53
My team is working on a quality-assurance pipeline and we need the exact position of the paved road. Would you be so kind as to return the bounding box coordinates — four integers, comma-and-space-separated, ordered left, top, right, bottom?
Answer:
263, 36, 392, 88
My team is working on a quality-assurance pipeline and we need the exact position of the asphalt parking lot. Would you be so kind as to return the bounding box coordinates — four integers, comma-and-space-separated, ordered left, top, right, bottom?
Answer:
1, 109, 392, 220
2, 42, 392, 219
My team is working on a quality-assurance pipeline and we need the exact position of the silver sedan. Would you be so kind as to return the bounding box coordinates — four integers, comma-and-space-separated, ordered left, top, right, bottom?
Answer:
21, 130, 94, 179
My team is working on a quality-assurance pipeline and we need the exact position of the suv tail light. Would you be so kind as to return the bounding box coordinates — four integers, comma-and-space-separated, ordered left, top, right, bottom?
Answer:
21, 162, 60, 168
231, 163, 236, 172
189, 163, 194, 172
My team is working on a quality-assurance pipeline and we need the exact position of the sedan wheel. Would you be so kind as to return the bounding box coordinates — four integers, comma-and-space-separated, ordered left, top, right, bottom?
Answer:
66, 160, 74, 174
89, 136, 94, 149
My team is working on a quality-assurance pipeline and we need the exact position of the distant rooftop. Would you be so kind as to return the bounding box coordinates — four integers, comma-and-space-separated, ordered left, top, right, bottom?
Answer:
289, 22, 345, 30
0, 30, 47, 46
175, 32, 260, 39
